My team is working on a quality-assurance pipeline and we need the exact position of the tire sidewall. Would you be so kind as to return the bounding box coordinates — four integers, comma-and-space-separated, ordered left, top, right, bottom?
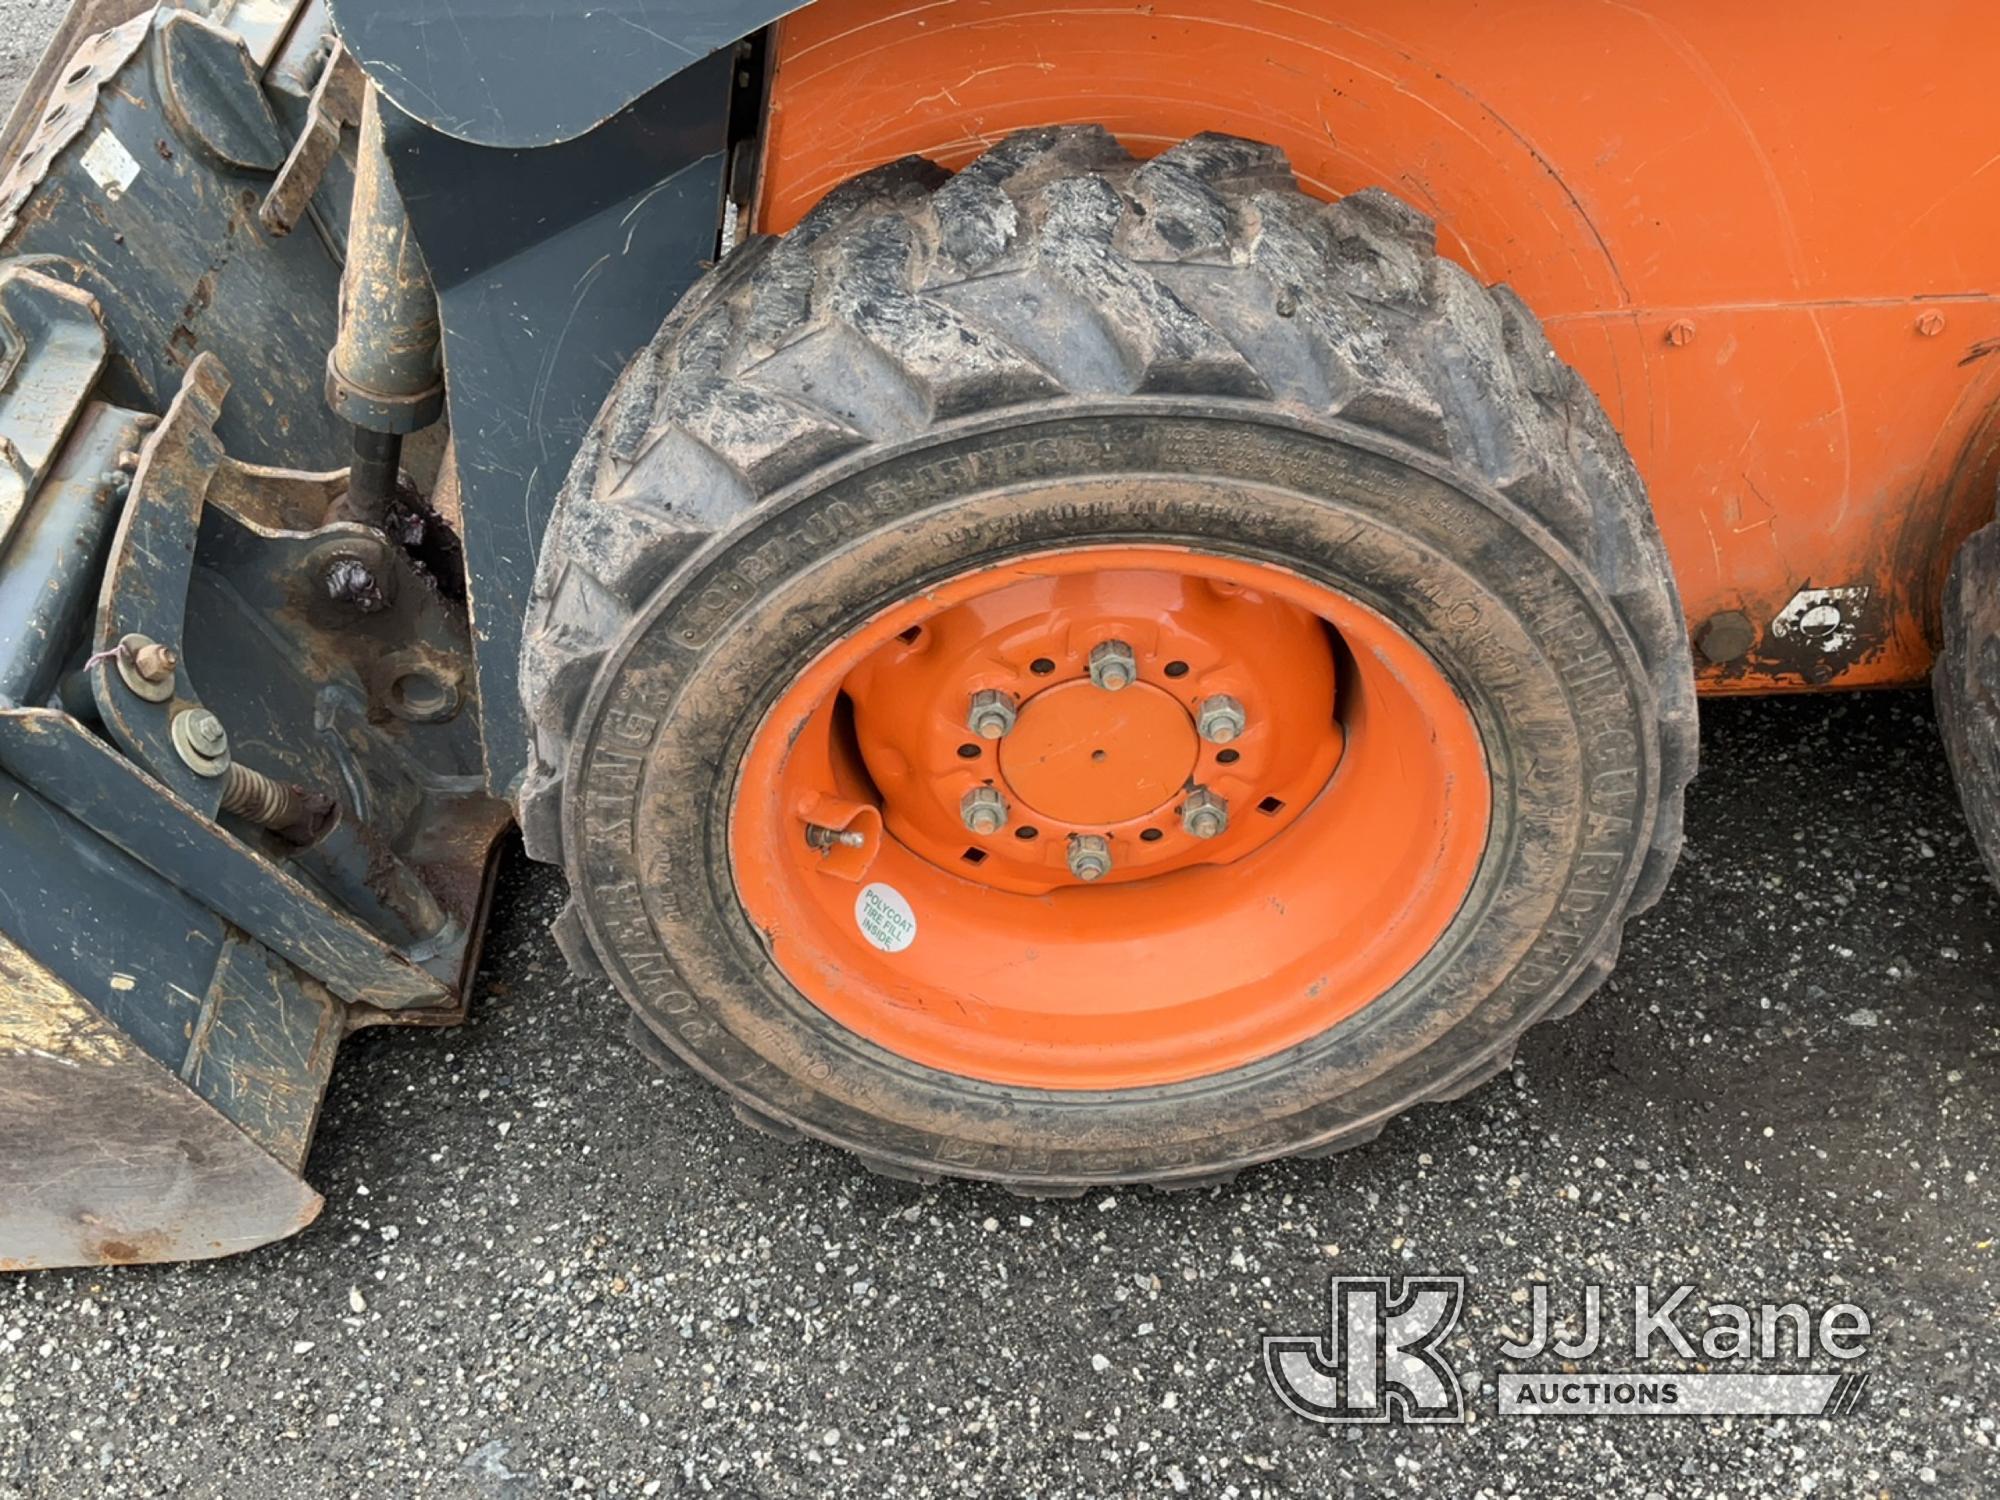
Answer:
566, 403, 1659, 1185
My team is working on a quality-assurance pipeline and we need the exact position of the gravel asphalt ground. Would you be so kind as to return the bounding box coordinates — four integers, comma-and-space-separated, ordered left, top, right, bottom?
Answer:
2, 12, 1997, 1499
0, 1, 85, 127
2, 694, 1993, 1500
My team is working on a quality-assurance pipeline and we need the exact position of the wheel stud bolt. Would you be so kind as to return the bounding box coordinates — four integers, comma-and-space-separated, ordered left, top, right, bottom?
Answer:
1067, 833, 1112, 881
961, 786, 1008, 835
1180, 787, 1229, 840
1196, 694, 1246, 744
966, 689, 1018, 740
1088, 640, 1138, 692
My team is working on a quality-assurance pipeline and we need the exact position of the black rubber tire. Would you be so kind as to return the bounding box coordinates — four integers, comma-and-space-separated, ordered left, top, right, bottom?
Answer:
1936, 518, 2000, 886
519, 128, 1698, 1190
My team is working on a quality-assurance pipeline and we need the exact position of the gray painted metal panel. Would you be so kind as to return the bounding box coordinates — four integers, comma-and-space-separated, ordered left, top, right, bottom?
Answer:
330, 0, 798, 147
0, 707, 450, 1010
0, 9, 350, 471
0, 763, 223, 1067
86, 351, 233, 816
377, 58, 734, 792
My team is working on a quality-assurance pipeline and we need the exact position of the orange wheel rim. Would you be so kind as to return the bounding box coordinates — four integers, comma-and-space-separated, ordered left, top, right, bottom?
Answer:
730, 545, 1491, 1090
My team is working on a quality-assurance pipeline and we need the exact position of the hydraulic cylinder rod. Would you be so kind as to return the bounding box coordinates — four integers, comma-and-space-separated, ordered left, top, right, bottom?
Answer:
325, 84, 444, 524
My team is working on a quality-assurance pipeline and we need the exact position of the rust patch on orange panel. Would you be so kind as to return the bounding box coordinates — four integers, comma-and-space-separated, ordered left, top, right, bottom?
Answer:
762, 0, 2000, 693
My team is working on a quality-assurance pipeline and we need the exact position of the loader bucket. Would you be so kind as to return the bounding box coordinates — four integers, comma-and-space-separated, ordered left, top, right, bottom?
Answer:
0, 932, 329, 1269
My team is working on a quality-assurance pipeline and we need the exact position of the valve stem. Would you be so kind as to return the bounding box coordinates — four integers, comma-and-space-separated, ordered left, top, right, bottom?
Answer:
805, 823, 866, 851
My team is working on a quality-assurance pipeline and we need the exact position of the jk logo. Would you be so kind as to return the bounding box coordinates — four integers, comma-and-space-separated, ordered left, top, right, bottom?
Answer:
1263, 1276, 1467, 1425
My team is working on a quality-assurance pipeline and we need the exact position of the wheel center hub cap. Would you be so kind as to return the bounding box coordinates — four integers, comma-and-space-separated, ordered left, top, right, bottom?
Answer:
999, 680, 1197, 824
837, 563, 1353, 891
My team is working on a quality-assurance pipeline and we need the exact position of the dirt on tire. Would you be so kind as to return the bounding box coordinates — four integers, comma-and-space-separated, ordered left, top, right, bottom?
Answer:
1936, 516, 2000, 887
518, 127, 1699, 1190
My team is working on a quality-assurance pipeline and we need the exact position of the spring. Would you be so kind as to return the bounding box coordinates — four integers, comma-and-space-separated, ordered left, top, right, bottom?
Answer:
220, 762, 300, 830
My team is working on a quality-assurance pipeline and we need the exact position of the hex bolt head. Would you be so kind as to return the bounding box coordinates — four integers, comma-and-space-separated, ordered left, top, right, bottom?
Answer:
131, 641, 179, 683
1196, 694, 1247, 744
1067, 833, 1112, 881
324, 558, 387, 613
961, 786, 1009, 835
170, 707, 231, 778
966, 689, 1018, 740
1180, 787, 1229, 840
184, 710, 228, 758
1087, 640, 1138, 692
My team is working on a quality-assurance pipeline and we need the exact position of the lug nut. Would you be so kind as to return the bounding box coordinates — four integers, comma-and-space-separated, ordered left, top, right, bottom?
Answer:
1196, 694, 1246, 744
1180, 787, 1229, 840
1088, 640, 1138, 691
1067, 833, 1112, 881
961, 786, 1009, 835
966, 688, 1018, 740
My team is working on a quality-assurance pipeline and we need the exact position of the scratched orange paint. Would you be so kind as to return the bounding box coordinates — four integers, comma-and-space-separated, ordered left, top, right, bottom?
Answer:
759, 0, 2000, 693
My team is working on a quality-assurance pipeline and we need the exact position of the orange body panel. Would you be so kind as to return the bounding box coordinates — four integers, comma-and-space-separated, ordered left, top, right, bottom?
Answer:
760, 0, 2000, 693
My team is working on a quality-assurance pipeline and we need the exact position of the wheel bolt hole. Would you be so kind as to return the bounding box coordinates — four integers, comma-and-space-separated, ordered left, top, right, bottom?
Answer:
1164, 660, 1189, 678
1257, 795, 1286, 815
1014, 826, 1039, 841
956, 743, 982, 759
1030, 657, 1056, 675
1215, 748, 1240, 764
1140, 828, 1164, 843
1090, 749, 1107, 763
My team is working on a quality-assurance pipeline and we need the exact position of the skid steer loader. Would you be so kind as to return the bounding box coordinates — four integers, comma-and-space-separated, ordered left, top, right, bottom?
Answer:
2, 0, 1997, 1268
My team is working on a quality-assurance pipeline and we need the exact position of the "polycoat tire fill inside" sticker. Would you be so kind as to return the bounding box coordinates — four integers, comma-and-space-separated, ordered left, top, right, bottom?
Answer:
854, 883, 917, 953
